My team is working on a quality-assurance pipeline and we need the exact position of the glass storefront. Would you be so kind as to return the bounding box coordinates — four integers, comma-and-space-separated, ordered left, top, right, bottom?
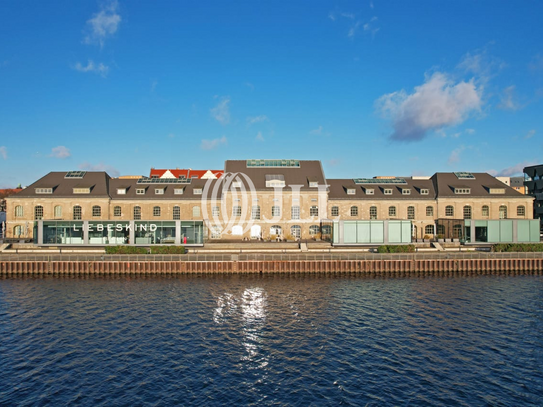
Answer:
38, 220, 204, 246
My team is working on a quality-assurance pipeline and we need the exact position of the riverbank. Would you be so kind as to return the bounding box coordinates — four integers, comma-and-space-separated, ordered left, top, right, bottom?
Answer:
1, 252, 542, 276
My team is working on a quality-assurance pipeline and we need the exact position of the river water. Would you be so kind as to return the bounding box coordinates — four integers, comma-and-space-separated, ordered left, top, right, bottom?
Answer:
1, 275, 542, 406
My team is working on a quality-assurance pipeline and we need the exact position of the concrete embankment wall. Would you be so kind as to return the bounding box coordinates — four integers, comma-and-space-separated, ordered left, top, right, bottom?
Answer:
1, 258, 543, 276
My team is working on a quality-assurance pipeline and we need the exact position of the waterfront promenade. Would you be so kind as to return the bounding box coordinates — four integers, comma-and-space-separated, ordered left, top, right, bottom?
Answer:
1, 249, 542, 276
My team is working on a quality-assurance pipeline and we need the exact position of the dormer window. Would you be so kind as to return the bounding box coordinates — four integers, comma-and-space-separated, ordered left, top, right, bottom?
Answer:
232, 181, 242, 188
36, 188, 53, 194
384, 188, 393, 195
309, 182, 318, 187
117, 188, 126, 195
174, 188, 184, 195
73, 187, 90, 194
194, 188, 202, 195
402, 188, 411, 195
366, 188, 374, 195
489, 188, 505, 194
265, 175, 285, 188
136, 188, 146, 195
155, 188, 165, 195
346, 188, 356, 195
420, 189, 429, 195
454, 187, 471, 194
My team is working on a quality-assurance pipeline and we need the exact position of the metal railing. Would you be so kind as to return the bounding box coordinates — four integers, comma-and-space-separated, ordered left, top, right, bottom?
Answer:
1, 251, 543, 262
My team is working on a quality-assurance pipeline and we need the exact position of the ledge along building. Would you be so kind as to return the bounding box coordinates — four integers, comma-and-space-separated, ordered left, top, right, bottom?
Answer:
5, 160, 539, 246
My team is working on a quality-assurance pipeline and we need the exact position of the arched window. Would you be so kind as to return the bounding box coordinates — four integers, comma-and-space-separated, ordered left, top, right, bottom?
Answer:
331, 206, 339, 217
34, 205, 43, 220
133, 206, 141, 220
13, 225, 22, 237
173, 206, 180, 220
407, 206, 415, 219
270, 225, 282, 235
193, 206, 200, 217
92, 205, 101, 217
73, 205, 82, 220
54, 205, 62, 218
499, 205, 507, 219
309, 225, 320, 235
426, 206, 434, 217
290, 225, 301, 239
425, 225, 434, 235
251, 205, 260, 220
114, 206, 121, 217
15, 205, 23, 217
350, 206, 358, 216
445, 205, 454, 217
153, 206, 161, 217
463, 205, 471, 219
370, 206, 377, 219
517, 205, 525, 217
388, 206, 396, 217
482, 205, 489, 217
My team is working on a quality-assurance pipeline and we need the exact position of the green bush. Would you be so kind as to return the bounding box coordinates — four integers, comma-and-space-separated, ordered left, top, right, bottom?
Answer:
105, 245, 186, 254
492, 243, 543, 252
105, 246, 148, 254
150, 246, 186, 254
376, 244, 416, 253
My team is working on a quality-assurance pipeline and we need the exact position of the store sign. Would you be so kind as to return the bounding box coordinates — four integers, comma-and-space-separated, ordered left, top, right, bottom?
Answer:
72, 223, 158, 232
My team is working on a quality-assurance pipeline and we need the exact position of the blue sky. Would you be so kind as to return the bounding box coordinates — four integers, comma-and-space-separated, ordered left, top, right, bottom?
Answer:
1, 0, 542, 188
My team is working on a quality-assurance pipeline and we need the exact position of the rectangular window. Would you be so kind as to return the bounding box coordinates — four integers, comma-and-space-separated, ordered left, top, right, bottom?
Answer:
272, 206, 281, 217
426, 206, 434, 216
454, 188, 471, 194
155, 188, 164, 195
36, 188, 53, 194
420, 189, 429, 195
347, 188, 356, 195
309, 181, 318, 188
389, 206, 396, 217
233, 206, 242, 217
370, 206, 377, 219
212, 206, 220, 216
384, 189, 392, 195
331, 206, 339, 217
117, 188, 126, 195
310, 206, 318, 216
193, 206, 200, 217
402, 189, 411, 195
366, 189, 374, 195
291, 206, 300, 220
174, 188, 184, 195
251, 206, 260, 220
136, 188, 145, 195
73, 188, 90, 194
211, 226, 221, 239
407, 206, 415, 219
194, 188, 202, 195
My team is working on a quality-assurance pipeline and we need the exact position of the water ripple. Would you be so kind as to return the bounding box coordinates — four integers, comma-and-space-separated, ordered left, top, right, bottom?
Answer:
0, 275, 542, 406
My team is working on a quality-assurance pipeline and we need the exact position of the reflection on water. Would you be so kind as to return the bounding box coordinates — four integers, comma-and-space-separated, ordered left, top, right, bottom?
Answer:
1, 275, 542, 406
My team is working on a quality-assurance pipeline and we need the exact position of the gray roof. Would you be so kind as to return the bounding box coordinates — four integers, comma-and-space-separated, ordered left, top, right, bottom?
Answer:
15, 172, 111, 198
431, 173, 523, 197
224, 160, 326, 191
328, 178, 436, 200
109, 177, 224, 200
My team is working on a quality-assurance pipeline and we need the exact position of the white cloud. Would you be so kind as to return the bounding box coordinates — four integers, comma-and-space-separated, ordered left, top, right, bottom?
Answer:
348, 21, 362, 37
497, 161, 538, 177
310, 125, 323, 135
256, 131, 264, 142
447, 145, 466, 165
363, 16, 379, 37
0, 146, 7, 160
210, 97, 231, 125
524, 129, 536, 139
79, 161, 120, 177
465, 128, 475, 134
247, 115, 268, 126
74, 60, 109, 77
83, 0, 121, 47
498, 85, 521, 110
245, 82, 255, 91
529, 54, 543, 72
201, 136, 227, 150
376, 72, 482, 142
50, 146, 71, 159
